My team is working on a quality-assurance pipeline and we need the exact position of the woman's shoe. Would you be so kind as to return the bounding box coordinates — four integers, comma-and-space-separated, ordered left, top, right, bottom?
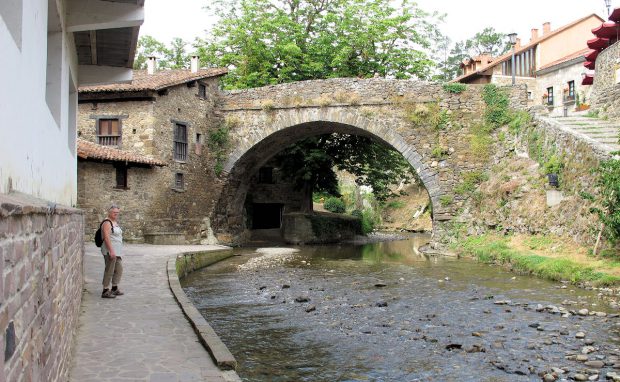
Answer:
101, 289, 116, 298
111, 289, 124, 296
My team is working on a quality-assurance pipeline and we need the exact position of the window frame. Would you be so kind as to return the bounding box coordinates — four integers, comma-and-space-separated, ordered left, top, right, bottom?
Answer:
114, 165, 128, 189
97, 118, 122, 146
173, 122, 188, 162
567, 80, 575, 101
546, 87, 554, 106
174, 172, 185, 190
198, 82, 207, 98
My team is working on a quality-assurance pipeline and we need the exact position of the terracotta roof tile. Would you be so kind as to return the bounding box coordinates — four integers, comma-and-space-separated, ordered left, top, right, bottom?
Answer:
77, 139, 166, 166
79, 68, 228, 93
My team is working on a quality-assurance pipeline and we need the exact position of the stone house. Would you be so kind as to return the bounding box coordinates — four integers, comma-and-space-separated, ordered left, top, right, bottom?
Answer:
454, 14, 604, 115
0, 0, 144, 380
77, 62, 228, 244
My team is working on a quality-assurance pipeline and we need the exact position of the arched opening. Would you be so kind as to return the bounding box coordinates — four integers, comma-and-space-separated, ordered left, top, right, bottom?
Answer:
213, 119, 443, 246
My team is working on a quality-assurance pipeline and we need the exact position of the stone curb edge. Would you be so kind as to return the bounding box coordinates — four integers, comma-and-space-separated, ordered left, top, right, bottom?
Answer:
166, 254, 240, 375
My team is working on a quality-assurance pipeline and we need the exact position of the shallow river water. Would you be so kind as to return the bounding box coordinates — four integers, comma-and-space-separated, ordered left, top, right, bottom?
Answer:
182, 235, 620, 382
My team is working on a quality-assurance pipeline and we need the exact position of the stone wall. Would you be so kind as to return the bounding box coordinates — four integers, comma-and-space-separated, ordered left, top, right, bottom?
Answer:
0, 193, 83, 382
282, 212, 361, 244
78, 77, 226, 243
590, 41, 620, 121
536, 62, 593, 117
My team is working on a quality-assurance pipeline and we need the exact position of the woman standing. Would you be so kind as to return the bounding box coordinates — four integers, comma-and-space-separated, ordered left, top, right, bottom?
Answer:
100, 204, 124, 298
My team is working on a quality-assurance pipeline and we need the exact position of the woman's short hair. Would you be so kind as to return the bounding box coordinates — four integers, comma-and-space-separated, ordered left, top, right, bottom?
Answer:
108, 203, 120, 211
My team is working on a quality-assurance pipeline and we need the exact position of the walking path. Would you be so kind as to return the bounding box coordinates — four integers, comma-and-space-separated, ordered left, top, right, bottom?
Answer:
69, 243, 240, 382
549, 114, 620, 153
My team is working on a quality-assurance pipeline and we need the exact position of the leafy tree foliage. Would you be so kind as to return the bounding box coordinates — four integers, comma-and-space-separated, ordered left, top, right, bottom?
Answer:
134, 36, 189, 69
274, 134, 417, 211
195, 0, 443, 89
438, 27, 510, 81
583, 155, 620, 246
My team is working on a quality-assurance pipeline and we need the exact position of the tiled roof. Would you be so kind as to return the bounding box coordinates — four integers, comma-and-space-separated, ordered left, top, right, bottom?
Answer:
537, 48, 590, 71
77, 139, 166, 166
452, 13, 604, 83
79, 68, 228, 93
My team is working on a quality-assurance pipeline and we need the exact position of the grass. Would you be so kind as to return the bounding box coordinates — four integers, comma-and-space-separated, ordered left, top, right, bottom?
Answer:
454, 235, 620, 286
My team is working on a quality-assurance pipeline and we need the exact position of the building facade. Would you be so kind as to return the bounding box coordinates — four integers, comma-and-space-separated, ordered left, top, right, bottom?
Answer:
454, 14, 604, 115
0, 1, 143, 380
77, 65, 229, 244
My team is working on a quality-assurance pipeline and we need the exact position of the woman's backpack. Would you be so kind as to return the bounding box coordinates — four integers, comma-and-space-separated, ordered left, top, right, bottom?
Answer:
94, 219, 114, 247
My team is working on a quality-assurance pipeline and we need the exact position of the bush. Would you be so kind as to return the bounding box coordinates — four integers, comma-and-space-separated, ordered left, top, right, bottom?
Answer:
543, 154, 563, 175
361, 209, 377, 234
323, 197, 346, 213
442, 83, 467, 93
482, 84, 511, 129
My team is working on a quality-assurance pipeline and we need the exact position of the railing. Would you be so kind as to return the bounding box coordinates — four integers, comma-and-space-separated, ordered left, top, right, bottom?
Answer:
174, 142, 187, 161
98, 135, 120, 146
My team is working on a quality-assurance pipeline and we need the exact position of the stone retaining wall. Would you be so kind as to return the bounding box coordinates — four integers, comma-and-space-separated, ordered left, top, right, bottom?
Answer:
0, 193, 84, 382
282, 212, 362, 244
591, 41, 620, 121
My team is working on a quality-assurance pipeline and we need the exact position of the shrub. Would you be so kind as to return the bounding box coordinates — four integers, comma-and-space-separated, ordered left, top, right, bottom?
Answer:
431, 145, 449, 159
543, 154, 563, 175
482, 84, 511, 129
439, 195, 453, 207
360, 209, 377, 234
508, 110, 531, 134
442, 83, 467, 93
323, 197, 346, 213
455, 171, 488, 195
583, 155, 620, 245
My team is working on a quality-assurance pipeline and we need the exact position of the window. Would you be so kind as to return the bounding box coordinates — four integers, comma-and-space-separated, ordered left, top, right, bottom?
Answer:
198, 83, 207, 98
546, 87, 554, 105
98, 119, 121, 146
115, 166, 128, 189
196, 133, 202, 144
258, 167, 274, 184
173, 123, 188, 161
567, 80, 575, 101
174, 173, 184, 189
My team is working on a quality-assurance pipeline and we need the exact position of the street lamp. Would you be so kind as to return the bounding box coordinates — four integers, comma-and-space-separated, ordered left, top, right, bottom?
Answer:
508, 33, 518, 85
605, 0, 612, 16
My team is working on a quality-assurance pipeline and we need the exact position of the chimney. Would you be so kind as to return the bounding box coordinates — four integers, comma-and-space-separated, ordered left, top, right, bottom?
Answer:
190, 55, 199, 73
147, 56, 157, 75
531, 28, 539, 42
515, 38, 522, 49
543, 22, 551, 35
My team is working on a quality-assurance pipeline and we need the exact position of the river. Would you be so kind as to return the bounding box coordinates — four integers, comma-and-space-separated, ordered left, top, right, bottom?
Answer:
182, 235, 620, 382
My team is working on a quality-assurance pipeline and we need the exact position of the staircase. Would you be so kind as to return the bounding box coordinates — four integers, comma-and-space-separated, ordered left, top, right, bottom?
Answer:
550, 115, 620, 153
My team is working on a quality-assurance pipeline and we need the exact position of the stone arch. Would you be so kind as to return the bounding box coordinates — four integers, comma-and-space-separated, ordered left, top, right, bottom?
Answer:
213, 107, 444, 245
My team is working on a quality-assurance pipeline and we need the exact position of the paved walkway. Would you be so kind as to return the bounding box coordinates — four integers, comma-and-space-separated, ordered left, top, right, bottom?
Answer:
69, 243, 240, 382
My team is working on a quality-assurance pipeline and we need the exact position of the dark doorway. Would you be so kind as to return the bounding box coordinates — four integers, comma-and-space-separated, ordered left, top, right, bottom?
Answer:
252, 203, 283, 229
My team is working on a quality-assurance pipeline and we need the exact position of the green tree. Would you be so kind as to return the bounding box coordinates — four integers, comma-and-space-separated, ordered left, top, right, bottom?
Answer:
274, 134, 417, 212
169, 37, 189, 69
464, 27, 510, 57
196, 0, 442, 89
583, 155, 620, 249
133, 35, 172, 69
441, 27, 510, 81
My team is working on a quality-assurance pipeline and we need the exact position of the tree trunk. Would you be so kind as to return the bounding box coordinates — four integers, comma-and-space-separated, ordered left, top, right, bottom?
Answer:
300, 181, 314, 213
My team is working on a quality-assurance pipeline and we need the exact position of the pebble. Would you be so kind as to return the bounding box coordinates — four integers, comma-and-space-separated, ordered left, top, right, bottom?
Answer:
374, 283, 387, 288
582, 346, 596, 354
543, 373, 556, 382
606, 371, 620, 381
576, 332, 586, 339
305, 305, 316, 313
375, 301, 388, 307
578, 309, 590, 316
573, 373, 588, 381
577, 355, 589, 362
585, 360, 605, 368
588, 375, 598, 381
295, 296, 310, 303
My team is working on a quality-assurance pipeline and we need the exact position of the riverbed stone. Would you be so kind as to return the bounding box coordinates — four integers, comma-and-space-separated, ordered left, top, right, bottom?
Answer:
585, 360, 605, 368
578, 309, 590, 316
574, 373, 589, 381
577, 355, 589, 362
576, 332, 586, 339
543, 373, 557, 382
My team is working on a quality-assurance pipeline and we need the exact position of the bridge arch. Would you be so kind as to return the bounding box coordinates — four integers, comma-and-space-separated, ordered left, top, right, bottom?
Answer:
213, 107, 443, 244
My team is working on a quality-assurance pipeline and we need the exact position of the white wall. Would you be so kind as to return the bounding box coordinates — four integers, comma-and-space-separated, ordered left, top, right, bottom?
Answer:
537, 61, 592, 116
0, 0, 79, 205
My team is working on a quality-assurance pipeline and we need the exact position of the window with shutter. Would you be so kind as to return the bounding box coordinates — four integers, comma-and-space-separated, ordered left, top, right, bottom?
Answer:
98, 119, 121, 146
173, 123, 188, 161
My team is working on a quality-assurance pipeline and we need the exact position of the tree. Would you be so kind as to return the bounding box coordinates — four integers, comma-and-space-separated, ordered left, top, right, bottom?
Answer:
465, 27, 510, 57
440, 27, 510, 81
133, 35, 172, 69
274, 134, 417, 212
195, 0, 443, 89
133, 36, 190, 70
169, 37, 189, 69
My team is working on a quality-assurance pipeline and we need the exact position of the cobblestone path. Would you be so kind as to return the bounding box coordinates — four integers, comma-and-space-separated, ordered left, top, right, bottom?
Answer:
69, 243, 240, 382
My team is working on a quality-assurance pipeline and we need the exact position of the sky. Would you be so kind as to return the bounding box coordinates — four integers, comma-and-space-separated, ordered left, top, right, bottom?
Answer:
140, 0, 617, 49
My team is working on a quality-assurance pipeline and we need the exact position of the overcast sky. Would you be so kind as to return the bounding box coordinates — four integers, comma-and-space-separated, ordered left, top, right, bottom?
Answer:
140, 0, 616, 49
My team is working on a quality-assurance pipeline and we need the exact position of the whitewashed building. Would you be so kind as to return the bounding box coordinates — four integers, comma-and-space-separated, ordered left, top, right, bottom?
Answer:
0, 1, 144, 381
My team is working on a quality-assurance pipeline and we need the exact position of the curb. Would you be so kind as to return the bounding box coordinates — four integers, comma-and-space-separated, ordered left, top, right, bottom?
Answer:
166, 252, 239, 374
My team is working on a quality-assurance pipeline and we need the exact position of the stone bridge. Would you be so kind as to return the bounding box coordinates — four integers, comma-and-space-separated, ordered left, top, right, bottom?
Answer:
212, 78, 527, 244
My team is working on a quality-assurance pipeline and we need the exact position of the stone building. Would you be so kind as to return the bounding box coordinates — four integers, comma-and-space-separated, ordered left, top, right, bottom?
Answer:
77, 62, 229, 244
454, 14, 604, 115
0, 0, 144, 381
